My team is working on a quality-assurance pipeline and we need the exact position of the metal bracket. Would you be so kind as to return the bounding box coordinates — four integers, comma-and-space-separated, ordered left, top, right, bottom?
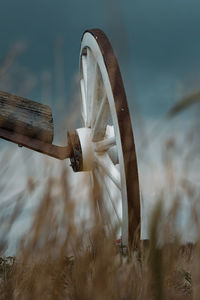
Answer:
0, 127, 83, 174
67, 130, 83, 172
0, 127, 72, 160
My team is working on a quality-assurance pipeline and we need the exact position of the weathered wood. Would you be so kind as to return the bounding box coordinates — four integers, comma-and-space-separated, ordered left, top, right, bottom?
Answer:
0, 90, 53, 143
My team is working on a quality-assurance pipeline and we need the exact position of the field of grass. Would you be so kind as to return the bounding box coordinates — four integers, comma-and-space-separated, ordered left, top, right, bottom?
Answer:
0, 37, 200, 300
0, 156, 198, 300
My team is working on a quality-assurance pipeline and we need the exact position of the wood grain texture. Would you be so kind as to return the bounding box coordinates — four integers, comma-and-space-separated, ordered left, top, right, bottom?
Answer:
0, 90, 53, 143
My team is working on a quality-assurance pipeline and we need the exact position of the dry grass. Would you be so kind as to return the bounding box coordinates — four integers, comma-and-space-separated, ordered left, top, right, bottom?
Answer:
0, 158, 196, 300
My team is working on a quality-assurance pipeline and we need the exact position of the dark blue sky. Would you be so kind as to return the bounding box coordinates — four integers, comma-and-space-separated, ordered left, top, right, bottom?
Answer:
0, 0, 200, 119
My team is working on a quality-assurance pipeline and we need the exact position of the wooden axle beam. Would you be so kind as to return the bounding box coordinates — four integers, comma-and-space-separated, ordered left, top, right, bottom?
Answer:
0, 90, 83, 166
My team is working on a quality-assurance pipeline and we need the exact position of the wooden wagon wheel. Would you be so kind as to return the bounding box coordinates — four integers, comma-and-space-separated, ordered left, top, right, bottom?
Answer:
77, 29, 140, 248
0, 29, 140, 249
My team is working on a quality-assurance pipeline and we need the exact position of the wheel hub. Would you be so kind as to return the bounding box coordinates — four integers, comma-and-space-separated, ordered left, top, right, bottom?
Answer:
68, 127, 118, 173
76, 128, 94, 171
68, 128, 94, 172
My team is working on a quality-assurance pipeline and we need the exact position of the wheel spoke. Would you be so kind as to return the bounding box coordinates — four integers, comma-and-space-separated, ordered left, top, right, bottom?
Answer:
95, 152, 121, 190
92, 93, 110, 142
92, 169, 113, 228
95, 167, 121, 223
94, 136, 116, 152
82, 54, 87, 95
80, 79, 87, 123
86, 49, 97, 127
91, 169, 103, 217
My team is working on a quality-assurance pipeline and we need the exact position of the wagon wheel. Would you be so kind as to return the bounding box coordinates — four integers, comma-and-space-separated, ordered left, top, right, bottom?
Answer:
0, 28, 140, 249
78, 29, 140, 248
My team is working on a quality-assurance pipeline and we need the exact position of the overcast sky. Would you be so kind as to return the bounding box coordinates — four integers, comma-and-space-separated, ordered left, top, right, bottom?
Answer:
1, 0, 200, 118
0, 0, 200, 251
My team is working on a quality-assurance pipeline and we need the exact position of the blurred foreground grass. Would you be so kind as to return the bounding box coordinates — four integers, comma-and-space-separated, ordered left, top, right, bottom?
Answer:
0, 159, 197, 300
